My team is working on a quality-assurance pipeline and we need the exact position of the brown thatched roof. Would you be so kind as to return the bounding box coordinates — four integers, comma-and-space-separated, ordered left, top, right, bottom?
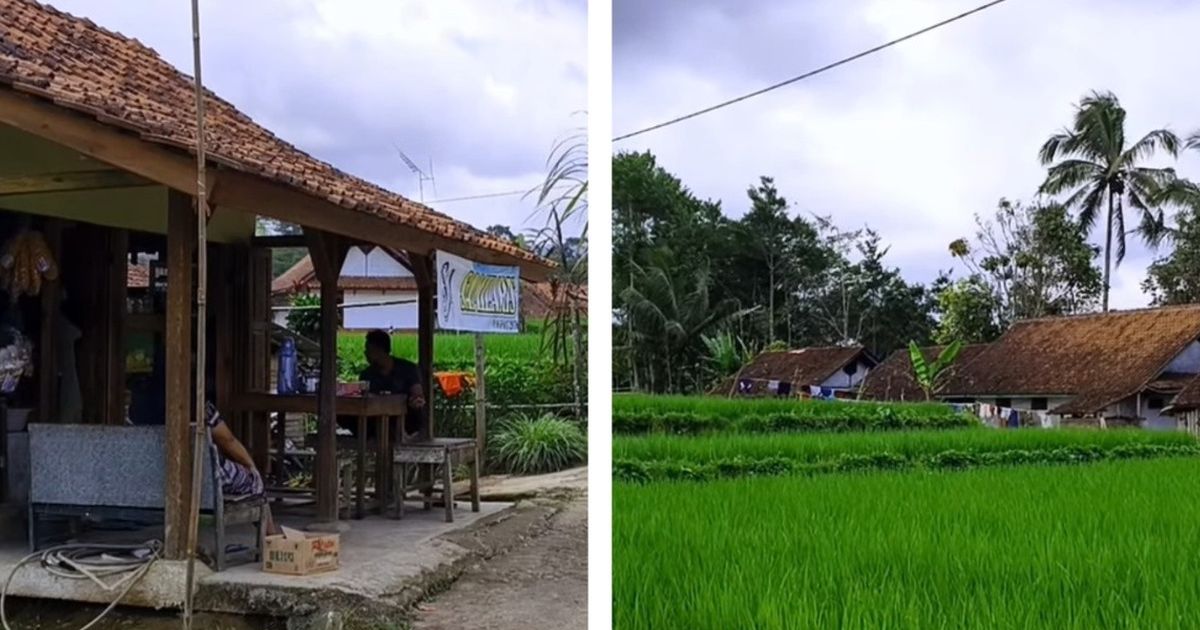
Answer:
1168, 375, 1200, 412
716, 346, 876, 396
953, 306, 1200, 414
859, 344, 991, 402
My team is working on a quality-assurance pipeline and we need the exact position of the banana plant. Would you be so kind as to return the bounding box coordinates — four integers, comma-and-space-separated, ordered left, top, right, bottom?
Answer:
908, 340, 963, 401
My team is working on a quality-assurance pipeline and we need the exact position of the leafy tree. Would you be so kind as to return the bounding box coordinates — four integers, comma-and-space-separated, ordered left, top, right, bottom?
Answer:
949, 199, 1101, 325
285, 293, 320, 340
908, 340, 963, 401
621, 255, 753, 393
1038, 90, 1181, 311
934, 276, 1002, 344
1144, 206, 1200, 305
701, 331, 758, 386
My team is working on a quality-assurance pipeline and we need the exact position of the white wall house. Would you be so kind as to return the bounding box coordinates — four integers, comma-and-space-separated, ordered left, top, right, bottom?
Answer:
338, 247, 419, 331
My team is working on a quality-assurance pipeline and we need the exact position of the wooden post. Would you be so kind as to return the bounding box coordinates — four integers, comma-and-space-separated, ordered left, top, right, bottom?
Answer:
104, 229, 128, 425
305, 230, 347, 528
474, 333, 486, 467
416, 258, 435, 438
164, 191, 195, 559
37, 220, 62, 423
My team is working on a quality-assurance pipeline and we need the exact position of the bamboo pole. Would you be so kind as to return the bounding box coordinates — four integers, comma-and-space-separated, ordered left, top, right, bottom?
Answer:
183, 0, 209, 626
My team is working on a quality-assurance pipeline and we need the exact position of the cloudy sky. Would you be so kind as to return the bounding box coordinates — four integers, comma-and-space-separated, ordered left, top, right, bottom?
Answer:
47, 0, 586, 237
614, 0, 1200, 309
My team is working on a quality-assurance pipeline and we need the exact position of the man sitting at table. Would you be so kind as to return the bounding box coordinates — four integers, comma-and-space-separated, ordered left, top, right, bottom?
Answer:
361, 329, 427, 440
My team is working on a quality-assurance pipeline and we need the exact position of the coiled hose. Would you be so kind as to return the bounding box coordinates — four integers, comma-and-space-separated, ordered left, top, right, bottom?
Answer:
0, 540, 161, 630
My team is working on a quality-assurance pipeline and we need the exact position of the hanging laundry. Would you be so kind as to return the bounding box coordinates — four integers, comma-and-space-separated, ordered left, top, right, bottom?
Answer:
767, 380, 781, 393
434, 371, 471, 398
777, 381, 793, 396
820, 387, 834, 400
1007, 408, 1020, 428
809, 385, 822, 398
737, 379, 754, 395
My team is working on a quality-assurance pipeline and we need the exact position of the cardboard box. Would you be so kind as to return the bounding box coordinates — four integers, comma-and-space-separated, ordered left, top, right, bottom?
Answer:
263, 527, 340, 575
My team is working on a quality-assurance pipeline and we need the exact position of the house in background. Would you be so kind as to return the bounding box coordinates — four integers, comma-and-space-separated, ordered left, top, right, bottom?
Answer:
273, 247, 420, 330
717, 345, 878, 397
861, 306, 1200, 430
272, 246, 587, 331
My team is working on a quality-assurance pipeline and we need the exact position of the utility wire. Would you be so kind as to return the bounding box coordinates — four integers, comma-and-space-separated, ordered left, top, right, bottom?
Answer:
613, 0, 1010, 142
428, 189, 529, 204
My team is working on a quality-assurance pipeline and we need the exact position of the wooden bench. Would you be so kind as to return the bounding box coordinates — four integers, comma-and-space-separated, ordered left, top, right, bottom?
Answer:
28, 423, 266, 571
391, 438, 480, 523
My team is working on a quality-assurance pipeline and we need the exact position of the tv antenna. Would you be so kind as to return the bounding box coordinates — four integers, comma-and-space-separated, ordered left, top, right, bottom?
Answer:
395, 145, 437, 202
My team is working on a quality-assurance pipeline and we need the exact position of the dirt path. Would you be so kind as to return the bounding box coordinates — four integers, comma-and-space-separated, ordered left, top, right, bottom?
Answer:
410, 494, 587, 630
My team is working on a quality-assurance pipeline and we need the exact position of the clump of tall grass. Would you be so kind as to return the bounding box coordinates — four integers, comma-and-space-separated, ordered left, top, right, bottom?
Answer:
490, 414, 586, 474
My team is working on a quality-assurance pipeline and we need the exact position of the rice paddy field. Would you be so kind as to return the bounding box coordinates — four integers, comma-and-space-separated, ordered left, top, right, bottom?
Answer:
616, 459, 1200, 629
613, 394, 1200, 629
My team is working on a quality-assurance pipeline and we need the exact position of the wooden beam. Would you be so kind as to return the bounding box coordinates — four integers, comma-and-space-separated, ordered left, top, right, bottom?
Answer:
250, 234, 307, 249
305, 229, 349, 526
0, 89, 552, 281
211, 171, 552, 282
164, 190, 195, 559
0, 169, 153, 197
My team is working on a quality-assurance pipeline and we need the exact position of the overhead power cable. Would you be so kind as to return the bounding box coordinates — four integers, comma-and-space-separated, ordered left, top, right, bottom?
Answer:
613, 0, 1010, 142
428, 189, 530, 204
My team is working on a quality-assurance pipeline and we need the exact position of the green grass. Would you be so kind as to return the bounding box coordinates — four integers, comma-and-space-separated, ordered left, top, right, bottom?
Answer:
337, 331, 546, 375
613, 429, 1200, 481
615, 428, 1195, 462
613, 394, 973, 434
615, 393, 961, 418
615, 458, 1200, 629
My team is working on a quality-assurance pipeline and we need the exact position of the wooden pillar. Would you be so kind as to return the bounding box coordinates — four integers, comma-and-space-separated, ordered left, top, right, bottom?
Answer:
305, 230, 348, 527
474, 334, 486, 465
37, 220, 62, 423
103, 229, 128, 425
164, 191, 195, 558
414, 254, 435, 438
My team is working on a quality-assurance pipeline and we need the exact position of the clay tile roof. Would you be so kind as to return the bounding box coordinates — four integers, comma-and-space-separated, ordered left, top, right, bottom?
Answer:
725, 346, 876, 396
270, 255, 419, 294
1169, 375, 1200, 412
522, 281, 587, 320
949, 306, 1200, 414
859, 344, 991, 402
0, 0, 547, 271
271, 256, 317, 294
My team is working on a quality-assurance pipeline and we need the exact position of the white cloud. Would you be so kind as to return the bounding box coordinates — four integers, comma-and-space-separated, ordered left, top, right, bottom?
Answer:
615, 0, 1200, 309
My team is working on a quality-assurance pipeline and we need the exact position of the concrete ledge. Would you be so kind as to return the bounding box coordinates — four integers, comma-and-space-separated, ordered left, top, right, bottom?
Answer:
0, 557, 207, 610
194, 500, 560, 620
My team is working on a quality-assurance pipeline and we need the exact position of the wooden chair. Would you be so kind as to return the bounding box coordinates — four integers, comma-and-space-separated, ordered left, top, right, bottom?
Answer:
391, 438, 480, 522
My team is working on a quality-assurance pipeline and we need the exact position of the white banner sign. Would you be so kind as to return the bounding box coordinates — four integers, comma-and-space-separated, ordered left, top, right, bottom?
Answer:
436, 250, 521, 333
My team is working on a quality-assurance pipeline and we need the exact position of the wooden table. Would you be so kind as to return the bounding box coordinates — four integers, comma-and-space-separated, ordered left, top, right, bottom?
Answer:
228, 392, 407, 519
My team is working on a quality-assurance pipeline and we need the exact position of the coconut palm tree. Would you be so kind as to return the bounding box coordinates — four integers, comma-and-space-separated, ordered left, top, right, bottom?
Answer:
1038, 90, 1180, 311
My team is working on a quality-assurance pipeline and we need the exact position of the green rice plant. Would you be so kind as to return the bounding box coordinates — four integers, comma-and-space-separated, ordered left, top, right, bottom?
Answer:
613, 394, 975, 434
614, 429, 1198, 482
614, 458, 1200, 629
490, 414, 586, 474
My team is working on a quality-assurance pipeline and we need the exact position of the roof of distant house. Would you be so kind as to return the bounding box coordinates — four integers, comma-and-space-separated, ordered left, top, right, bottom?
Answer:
713, 345, 877, 396
0, 0, 547, 272
859, 343, 991, 403
862, 306, 1200, 414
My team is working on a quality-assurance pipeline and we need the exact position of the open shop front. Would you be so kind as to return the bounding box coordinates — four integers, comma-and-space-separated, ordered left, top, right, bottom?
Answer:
0, 97, 550, 592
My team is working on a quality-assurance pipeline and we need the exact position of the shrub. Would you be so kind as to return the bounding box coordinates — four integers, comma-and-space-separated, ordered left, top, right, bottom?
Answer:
491, 414, 587, 474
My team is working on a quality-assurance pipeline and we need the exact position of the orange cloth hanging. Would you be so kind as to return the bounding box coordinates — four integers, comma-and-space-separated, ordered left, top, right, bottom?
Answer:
434, 371, 472, 398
